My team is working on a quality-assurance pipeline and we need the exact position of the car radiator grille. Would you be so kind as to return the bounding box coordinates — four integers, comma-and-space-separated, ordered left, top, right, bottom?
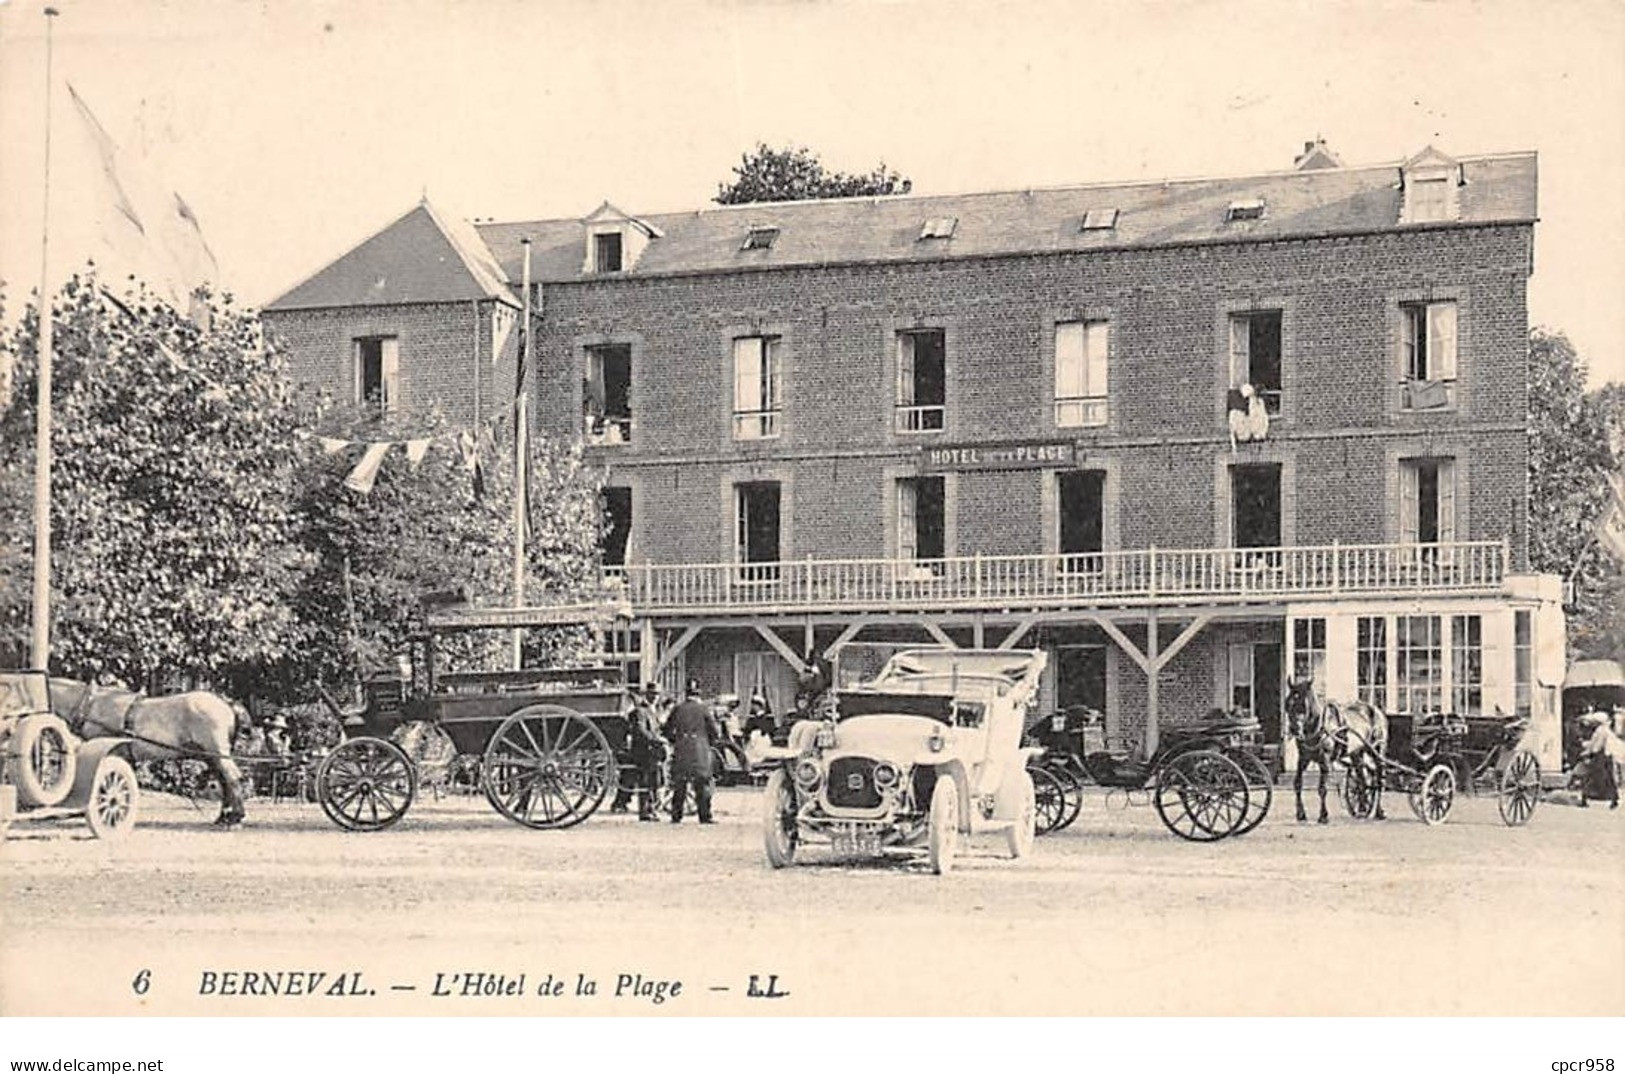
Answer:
825, 756, 882, 809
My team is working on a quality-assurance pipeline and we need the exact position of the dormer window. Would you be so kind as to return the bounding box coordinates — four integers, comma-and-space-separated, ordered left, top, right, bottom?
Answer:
919, 217, 957, 240
1081, 208, 1119, 231
742, 226, 779, 251
1399, 146, 1462, 225
593, 232, 623, 273
1226, 199, 1265, 222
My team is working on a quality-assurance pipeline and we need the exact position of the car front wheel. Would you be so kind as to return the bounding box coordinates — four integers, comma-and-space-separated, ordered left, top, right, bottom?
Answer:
928, 775, 959, 875
762, 769, 798, 868
1004, 769, 1036, 859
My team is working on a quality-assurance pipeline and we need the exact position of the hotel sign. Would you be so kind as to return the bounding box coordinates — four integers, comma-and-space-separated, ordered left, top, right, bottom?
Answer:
919, 440, 1076, 472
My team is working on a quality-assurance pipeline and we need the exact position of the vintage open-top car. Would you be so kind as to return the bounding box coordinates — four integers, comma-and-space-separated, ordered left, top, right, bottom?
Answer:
762, 648, 1047, 874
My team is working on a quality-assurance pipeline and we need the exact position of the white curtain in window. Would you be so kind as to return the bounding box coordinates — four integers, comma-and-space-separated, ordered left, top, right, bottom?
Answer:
1429, 303, 1458, 380
897, 479, 918, 560
1086, 322, 1109, 398
1056, 322, 1085, 398
1399, 462, 1420, 544
1229, 316, 1250, 387
896, 334, 916, 406
734, 338, 763, 413
761, 339, 780, 412
1437, 458, 1456, 542
381, 338, 400, 410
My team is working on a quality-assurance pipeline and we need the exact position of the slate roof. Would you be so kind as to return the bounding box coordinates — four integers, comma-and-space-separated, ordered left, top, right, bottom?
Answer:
266, 200, 515, 311
475, 151, 1536, 284
269, 152, 1537, 307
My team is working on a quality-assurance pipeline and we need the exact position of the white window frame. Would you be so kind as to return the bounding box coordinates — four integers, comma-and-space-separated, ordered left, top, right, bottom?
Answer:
1400, 301, 1458, 410
1396, 615, 1443, 715
1513, 610, 1533, 718
895, 330, 946, 434
1451, 614, 1483, 716
732, 336, 782, 440
354, 337, 399, 413
590, 230, 624, 274
1228, 643, 1254, 715
1291, 618, 1327, 696
1399, 457, 1457, 549
1055, 321, 1109, 428
1228, 311, 1283, 415
1356, 616, 1388, 708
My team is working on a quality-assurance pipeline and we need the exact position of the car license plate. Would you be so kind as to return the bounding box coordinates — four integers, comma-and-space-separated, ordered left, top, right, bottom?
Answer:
833, 830, 882, 856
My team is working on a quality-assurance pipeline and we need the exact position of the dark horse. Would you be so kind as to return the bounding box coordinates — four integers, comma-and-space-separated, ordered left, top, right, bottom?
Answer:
47, 678, 251, 826
1283, 677, 1389, 824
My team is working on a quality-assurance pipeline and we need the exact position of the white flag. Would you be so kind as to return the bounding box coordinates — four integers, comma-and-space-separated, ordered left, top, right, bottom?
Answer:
405, 439, 432, 467
343, 442, 392, 494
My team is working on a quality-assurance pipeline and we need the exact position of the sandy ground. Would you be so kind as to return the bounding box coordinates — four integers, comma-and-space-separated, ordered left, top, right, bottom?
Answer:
2, 780, 1621, 1017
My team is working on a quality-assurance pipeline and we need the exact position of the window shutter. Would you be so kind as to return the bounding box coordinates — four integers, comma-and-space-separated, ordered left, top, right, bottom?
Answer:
762, 338, 781, 412
734, 338, 762, 413
1438, 458, 1457, 542
896, 334, 916, 406
1401, 308, 1420, 380
1229, 316, 1250, 387
1086, 321, 1110, 398
1430, 303, 1458, 380
1399, 462, 1419, 544
381, 339, 400, 411
898, 480, 918, 560
1055, 323, 1084, 398
735, 487, 749, 562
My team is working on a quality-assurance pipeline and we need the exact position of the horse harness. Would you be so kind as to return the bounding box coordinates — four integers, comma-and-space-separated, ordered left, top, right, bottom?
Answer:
63, 683, 230, 762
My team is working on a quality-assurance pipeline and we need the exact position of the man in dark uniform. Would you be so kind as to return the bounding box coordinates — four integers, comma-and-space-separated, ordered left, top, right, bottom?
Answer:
612, 683, 665, 818
665, 679, 721, 824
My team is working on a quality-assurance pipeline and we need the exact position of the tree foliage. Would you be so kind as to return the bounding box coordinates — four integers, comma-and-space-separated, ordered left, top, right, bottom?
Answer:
0, 275, 307, 689
1527, 327, 1624, 659
715, 143, 912, 205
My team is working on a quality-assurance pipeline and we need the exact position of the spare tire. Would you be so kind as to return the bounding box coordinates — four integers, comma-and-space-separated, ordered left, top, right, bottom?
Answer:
10, 713, 78, 808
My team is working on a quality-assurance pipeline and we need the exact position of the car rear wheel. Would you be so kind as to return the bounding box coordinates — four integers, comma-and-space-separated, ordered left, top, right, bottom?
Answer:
928, 775, 959, 875
1004, 769, 1036, 859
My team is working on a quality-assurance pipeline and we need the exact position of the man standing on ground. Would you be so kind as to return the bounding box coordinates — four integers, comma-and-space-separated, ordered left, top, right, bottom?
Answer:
666, 679, 721, 824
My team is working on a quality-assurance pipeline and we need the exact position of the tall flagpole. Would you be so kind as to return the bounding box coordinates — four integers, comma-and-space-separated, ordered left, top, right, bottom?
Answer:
511, 238, 531, 669
31, 7, 60, 670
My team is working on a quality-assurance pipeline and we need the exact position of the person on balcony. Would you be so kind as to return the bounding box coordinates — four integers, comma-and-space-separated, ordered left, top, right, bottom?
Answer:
665, 680, 721, 824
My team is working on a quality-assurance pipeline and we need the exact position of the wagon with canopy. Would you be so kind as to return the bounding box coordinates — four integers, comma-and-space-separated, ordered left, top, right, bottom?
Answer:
311, 599, 638, 832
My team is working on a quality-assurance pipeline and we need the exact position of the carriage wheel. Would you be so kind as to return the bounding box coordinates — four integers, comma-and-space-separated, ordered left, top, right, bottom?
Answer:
1035, 760, 1084, 831
482, 705, 616, 830
85, 755, 139, 840
1417, 763, 1456, 826
1497, 749, 1541, 827
1153, 749, 1250, 842
10, 714, 77, 808
1226, 748, 1273, 836
1030, 766, 1068, 835
1341, 755, 1379, 820
316, 738, 416, 832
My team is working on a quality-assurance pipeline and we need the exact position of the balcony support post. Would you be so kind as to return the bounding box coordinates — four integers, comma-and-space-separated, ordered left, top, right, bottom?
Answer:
823, 617, 874, 661
653, 624, 702, 679
752, 623, 808, 674
919, 618, 955, 649
996, 616, 1038, 651
1145, 610, 1161, 757
973, 613, 985, 649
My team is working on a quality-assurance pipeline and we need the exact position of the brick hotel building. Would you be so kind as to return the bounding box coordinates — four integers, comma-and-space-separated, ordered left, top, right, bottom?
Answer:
262, 141, 1567, 764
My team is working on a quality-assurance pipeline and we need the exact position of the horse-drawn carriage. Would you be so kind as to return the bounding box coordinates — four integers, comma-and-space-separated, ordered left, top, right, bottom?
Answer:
1024, 706, 1274, 841
309, 600, 638, 832
0, 670, 141, 839
1338, 710, 1542, 827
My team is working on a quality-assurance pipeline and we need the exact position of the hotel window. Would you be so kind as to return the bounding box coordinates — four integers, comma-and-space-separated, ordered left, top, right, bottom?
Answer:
1292, 618, 1327, 695
1396, 615, 1443, 714
735, 482, 781, 583
1058, 470, 1105, 574
895, 329, 946, 433
1408, 178, 1450, 223
897, 476, 946, 573
1451, 614, 1483, 716
1357, 616, 1388, 707
355, 337, 399, 412
741, 226, 779, 251
1227, 644, 1254, 715
592, 231, 623, 273
1400, 301, 1457, 410
732, 336, 782, 440
1229, 311, 1283, 415
1400, 457, 1456, 546
1514, 610, 1532, 718
601, 487, 632, 569
1055, 321, 1109, 427
584, 344, 632, 444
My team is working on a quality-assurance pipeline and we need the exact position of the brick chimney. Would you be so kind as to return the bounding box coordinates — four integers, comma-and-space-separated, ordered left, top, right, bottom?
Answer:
1294, 138, 1343, 171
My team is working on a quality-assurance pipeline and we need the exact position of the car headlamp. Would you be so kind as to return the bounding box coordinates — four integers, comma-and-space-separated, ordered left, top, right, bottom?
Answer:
928, 726, 947, 753
793, 758, 823, 790
873, 761, 901, 789
814, 724, 837, 750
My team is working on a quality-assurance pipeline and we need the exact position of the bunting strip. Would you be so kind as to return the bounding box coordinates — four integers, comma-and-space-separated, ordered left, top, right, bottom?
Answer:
294, 415, 501, 497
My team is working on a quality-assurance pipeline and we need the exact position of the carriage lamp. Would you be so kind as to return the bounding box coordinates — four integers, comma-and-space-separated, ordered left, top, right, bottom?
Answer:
873, 761, 901, 789
793, 757, 824, 791
814, 724, 838, 749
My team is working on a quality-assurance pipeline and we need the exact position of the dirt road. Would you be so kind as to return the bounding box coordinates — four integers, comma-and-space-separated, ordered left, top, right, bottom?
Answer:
3, 784, 1620, 1016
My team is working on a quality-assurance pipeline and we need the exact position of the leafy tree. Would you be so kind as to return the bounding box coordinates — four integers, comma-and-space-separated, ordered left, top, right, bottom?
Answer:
715, 143, 912, 205
1527, 327, 1623, 659
0, 274, 307, 690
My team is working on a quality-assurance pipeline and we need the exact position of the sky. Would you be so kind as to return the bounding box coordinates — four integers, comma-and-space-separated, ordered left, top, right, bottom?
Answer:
1, 0, 1621, 385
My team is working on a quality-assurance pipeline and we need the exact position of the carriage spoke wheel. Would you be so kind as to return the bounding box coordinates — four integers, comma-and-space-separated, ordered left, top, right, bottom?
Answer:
1417, 763, 1456, 826
1225, 748, 1273, 836
1341, 755, 1379, 820
316, 738, 417, 832
1044, 761, 1085, 831
1030, 766, 1068, 835
85, 756, 139, 840
1497, 748, 1540, 827
483, 705, 616, 830
1154, 749, 1250, 842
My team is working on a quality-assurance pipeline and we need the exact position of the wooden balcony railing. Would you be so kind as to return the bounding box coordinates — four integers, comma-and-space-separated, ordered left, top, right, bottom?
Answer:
604, 540, 1509, 615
